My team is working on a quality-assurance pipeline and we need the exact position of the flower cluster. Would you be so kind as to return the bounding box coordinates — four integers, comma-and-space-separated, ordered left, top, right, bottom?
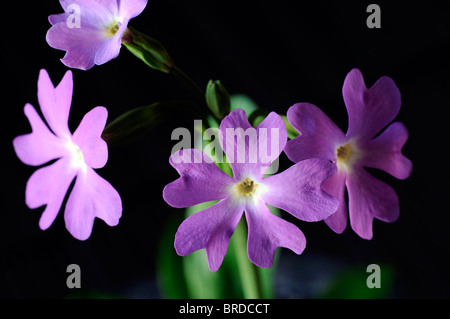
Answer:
13, 1, 412, 272
163, 70, 412, 270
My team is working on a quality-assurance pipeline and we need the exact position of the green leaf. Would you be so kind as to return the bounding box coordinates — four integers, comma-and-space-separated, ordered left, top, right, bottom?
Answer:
281, 115, 300, 139
248, 109, 270, 127
205, 80, 231, 120
156, 214, 190, 299
230, 94, 259, 116
320, 264, 395, 299
102, 100, 194, 146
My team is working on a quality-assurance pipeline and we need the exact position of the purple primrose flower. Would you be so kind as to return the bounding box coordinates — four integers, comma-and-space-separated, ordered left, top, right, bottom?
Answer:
163, 109, 339, 271
13, 69, 122, 240
46, 0, 148, 70
285, 68, 413, 240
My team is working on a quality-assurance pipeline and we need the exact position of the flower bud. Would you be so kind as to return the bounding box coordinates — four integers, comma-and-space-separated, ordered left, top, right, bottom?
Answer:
205, 80, 231, 120
122, 27, 174, 73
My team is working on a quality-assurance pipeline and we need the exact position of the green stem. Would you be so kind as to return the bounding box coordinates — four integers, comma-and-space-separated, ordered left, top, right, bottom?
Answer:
170, 65, 206, 105
232, 219, 261, 299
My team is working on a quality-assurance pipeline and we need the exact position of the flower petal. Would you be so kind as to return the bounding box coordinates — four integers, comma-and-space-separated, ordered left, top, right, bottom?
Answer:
174, 198, 244, 272
25, 158, 77, 231
72, 106, 108, 169
94, 36, 124, 66
59, 0, 119, 20
64, 167, 122, 240
343, 68, 401, 140
255, 112, 287, 175
346, 167, 400, 240
361, 122, 412, 180
119, 0, 148, 19
220, 109, 286, 180
163, 149, 234, 208
285, 103, 346, 163
49, 12, 70, 25
245, 199, 306, 268
13, 103, 67, 166
322, 171, 348, 234
46, 23, 107, 70
262, 158, 339, 222
37, 69, 73, 139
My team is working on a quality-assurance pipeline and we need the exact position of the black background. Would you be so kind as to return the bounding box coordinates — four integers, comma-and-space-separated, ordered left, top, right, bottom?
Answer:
2, 0, 449, 299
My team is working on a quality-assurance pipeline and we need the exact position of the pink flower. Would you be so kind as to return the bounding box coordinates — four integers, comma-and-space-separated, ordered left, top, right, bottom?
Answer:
163, 109, 339, 271
285, 69, 413, 239
13, 69, 122, 240
46, 0, 148, 70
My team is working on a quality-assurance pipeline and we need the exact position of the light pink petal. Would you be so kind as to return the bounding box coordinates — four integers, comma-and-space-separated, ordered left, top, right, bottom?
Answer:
64, 167, 122, 241
59, 0, 119, 20
322, 171, 348, 234
174, 198, 244, 272
163, 149, 234, 208
13, 104, 67, 166
245, 199, 306, 268
37, 69, 73, 139
262, 158, 339, 222
361, 122, 413, 180
94, 35, 124, 65
25, 158, 77, 231
72, 107, 108, 169
343, 68, 401, 140
219, 109, 254, 180
46, 23, 109, 71
347, 167, 400, 240
285, 103, 346, 163
119, 0, 148, 19
49, 12, 70, 25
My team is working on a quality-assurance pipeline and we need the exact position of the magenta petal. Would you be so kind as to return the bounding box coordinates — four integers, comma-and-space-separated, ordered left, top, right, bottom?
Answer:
246, 200, 306, 268
163, 149, 234, 208
174, 199, 244, 272
72, 107, 108, 169
262, 158, 339, 222
13, 104, 67, 166
347, 167, 400, 240
25, 158, 77, 231
285, 103, 346, 163
322, 171, 348, 234
37, 69, 73, 139
343, 68, 401, 140
64, 167, 122, 241
361, 122, 412, 180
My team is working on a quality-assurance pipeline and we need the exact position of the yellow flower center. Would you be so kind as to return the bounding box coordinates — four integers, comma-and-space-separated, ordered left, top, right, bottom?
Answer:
336, 144, 352, 162
335, 140, 360, 172
105, 20, 121, 37
235, 178, 257, 196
